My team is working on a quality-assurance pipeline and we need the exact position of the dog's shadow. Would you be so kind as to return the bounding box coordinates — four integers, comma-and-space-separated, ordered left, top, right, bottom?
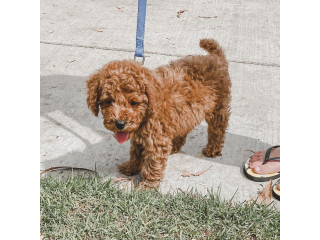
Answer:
41, 74, 272, 179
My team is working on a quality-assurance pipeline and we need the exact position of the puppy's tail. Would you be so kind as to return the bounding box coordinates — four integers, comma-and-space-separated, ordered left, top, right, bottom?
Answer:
200, 39, 225, 58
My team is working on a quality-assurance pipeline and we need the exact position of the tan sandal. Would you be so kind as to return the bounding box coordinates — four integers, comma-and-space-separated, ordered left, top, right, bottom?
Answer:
272, 180, 280, 200
243, 145, 280, 182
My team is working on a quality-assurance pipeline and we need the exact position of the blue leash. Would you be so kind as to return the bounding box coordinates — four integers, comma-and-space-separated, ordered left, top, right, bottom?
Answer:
134, 0, 147, 64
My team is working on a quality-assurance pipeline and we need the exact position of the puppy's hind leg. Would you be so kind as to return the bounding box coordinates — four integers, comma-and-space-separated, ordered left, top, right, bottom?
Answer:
202, 104, 230, 158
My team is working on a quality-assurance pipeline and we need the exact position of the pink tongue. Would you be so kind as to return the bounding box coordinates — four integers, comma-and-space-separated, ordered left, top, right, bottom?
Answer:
115, 131, 129, 144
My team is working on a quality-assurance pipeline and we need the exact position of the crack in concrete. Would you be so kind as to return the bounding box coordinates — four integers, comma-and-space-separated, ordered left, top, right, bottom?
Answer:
41, 41, 280, 68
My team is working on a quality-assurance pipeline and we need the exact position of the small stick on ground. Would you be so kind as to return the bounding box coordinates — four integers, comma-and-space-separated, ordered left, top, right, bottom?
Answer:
198, 16, 217, 19
245, 149, 255, 154
177, 9, 188, 18
40, 166, 96, 176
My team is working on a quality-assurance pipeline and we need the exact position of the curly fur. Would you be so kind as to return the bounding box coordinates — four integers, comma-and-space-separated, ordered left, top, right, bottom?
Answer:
87, 39, 231, 188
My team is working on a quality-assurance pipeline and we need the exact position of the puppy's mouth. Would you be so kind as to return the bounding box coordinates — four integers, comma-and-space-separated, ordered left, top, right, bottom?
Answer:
114, 131, 129, 144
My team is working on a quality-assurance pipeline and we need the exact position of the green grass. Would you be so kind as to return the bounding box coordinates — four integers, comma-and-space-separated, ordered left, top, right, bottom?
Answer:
40, 175, 280, 240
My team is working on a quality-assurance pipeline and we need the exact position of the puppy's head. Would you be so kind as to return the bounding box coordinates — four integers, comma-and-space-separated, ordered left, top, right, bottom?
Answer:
86, 60, 152, 143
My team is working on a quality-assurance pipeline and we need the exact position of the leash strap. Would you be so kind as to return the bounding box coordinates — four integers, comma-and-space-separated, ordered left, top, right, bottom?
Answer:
134, 0, 147, 64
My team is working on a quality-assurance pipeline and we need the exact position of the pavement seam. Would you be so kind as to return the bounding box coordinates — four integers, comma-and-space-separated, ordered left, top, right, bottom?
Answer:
41, 41, 280, 68
43, 113, 93, 147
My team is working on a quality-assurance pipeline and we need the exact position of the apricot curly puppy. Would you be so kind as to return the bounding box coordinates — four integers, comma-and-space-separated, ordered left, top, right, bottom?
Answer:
87, 39, 231, 188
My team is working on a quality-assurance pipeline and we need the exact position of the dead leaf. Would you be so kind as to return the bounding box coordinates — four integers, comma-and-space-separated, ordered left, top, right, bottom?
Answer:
181, 172, 192, 177
181, 166, 212, 177
67, 60, 76, 63
203, 229, 211, 237
117, 7, 124, 12
177, 9, 188, 18
191, 166, 212, 176
93, 29, 103, 32
113, 177, 132, 182
251, 180, 272, 205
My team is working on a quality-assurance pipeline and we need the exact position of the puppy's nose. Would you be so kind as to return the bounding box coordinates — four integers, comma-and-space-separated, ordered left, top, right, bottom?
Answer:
115, 121, 126, 130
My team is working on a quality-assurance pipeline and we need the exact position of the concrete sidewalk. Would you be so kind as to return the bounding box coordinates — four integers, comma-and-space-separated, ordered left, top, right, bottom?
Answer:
40, 0, 279, 206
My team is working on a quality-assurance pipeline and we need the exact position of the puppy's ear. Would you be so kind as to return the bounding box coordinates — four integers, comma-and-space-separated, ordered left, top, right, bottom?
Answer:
86, 72, 101, 116
143, 79, 157, 113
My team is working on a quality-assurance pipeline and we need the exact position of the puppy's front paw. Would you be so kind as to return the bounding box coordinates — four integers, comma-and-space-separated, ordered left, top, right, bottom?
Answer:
118, 161, 140, 176
202, 147, 222, 158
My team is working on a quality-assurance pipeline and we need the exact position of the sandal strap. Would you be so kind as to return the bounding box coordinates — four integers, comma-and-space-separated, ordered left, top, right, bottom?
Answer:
262, 145, 280, 165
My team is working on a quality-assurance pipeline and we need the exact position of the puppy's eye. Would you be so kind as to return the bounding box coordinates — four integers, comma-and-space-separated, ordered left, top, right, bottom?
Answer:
100, 99, 114, 105
130, 101, 138, 106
